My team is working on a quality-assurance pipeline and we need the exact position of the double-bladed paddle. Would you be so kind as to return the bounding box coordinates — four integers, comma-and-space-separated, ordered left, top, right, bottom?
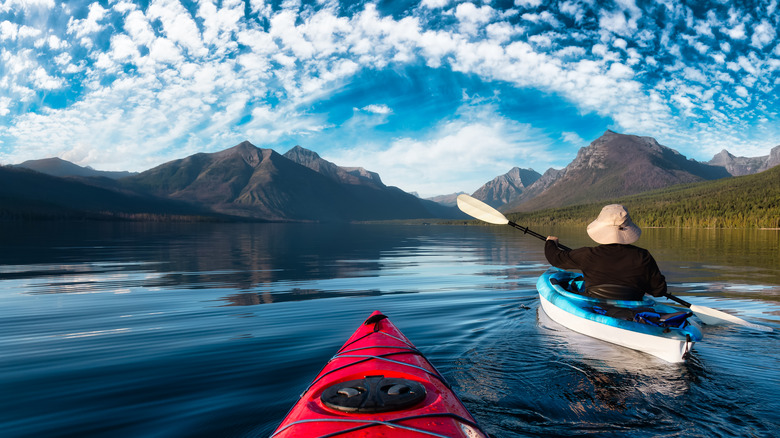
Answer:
456, 194, 773, 332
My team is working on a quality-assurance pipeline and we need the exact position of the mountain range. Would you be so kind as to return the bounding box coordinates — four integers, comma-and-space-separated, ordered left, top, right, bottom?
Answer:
467, 130, 778, 213
708, 147, 780, 176
6, 130, 778, 222
7, 142, 460, 222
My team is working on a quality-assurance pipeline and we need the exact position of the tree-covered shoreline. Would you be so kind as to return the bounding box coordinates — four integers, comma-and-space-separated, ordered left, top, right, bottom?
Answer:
505, 165, 780, 229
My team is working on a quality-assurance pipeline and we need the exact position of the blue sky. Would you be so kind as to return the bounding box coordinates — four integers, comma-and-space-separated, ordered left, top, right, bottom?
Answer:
0, 0, 778, 197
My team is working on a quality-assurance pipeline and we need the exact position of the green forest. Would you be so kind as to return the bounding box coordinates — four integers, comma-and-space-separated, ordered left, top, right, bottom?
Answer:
505, 165, 780, 229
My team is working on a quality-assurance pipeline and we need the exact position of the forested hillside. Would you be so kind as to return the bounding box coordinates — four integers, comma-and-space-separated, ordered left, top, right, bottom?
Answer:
505, 165, 780, 229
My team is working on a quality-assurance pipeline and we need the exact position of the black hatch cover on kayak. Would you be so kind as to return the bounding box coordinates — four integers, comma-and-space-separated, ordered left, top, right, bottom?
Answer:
321, 375, 426, 413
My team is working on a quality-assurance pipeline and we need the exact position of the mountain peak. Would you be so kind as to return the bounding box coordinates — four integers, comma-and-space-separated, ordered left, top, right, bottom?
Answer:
765, 145, 780, 170
283, 146, 384, 187
708, 147, 771, 176
284, 145, 322, 164
215, 141, 268, 167
471, 166, 541, 208
709, 149, 736, 164
225, 140, 258, 153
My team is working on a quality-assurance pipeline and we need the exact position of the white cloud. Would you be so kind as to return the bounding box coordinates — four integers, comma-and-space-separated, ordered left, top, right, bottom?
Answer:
0, 20, 18, 40
361, 104, 392, 115
147, 0, 207, 57
270, 11, 315, 59
522, 11, 561, 27
0, 96, 11, 116
693, 12, 715, 37
148, 37, 183, 64
198, 0, 243, 51
561, 131, 586, 146
455, 3, 495, 35
0, 21, 44, 41
32, 67, 64, 89
53, 52, 71, 65
18, 25, 41, 39
607, 62, 634, 79
515, 0, 542, 7
0, 0, 54, 12
421, 0, 450, 8
751, 19, 776, 49
560, 1, 585, 23
418, 30, 460, 68
529, 34, 553, 48
37, 34, 68, 50
109, 34, 141, 62
598, 0, 642, 38
122, 9, 156, 47
682, 67, 707, 83
724, 22, 746, 40
66, 2, 108, 39
555, 45, 587, 59
612, 38, 627, 50
599, 10, 635, 37
485, 21, 518, 43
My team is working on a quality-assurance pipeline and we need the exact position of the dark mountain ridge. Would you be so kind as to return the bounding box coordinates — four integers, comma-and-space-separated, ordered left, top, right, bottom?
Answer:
121, 141, 462, 221
0, 165, 218, 221
14, 157, 136, 179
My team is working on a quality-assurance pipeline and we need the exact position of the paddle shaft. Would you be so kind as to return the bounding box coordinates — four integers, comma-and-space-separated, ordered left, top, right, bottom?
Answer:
662, 292, 693, 307
508, 221, 572, 251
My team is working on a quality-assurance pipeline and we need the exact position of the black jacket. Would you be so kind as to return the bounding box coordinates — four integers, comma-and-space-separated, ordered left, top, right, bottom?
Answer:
544, 240, 667, 299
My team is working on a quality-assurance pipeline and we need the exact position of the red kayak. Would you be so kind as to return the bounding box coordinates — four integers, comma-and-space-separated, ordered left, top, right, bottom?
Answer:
271, 311, 488, 437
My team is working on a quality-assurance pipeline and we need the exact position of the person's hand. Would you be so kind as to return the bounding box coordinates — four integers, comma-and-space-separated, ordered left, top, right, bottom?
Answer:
546, 236, 558, 241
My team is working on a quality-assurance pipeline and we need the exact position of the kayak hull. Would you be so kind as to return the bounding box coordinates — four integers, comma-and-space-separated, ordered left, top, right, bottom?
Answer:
537, 268, 703, 363
271, 311, 487, 438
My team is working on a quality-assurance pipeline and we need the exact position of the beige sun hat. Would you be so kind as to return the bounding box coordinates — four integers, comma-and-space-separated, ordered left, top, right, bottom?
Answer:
586, 204, 641, 245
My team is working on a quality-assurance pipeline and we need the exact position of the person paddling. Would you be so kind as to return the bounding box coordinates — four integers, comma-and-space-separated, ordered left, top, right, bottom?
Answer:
545, 204, 667, 301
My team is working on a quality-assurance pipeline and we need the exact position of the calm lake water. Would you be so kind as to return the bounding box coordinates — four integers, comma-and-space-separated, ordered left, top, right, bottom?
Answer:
1, 222, 778, 437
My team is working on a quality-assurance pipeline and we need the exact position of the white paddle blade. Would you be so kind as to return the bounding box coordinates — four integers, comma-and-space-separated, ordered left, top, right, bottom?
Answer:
456, 194, 509, 225
691, 304, 773, 332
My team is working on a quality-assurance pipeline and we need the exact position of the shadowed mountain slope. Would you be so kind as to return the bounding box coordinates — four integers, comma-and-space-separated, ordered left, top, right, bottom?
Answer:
0, 166, 216, 220
122, 141, 461, 221
282, 145, 463, 220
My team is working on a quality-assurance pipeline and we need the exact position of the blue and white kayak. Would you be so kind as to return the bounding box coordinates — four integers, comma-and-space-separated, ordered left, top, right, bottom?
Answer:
537, 268, 703, 363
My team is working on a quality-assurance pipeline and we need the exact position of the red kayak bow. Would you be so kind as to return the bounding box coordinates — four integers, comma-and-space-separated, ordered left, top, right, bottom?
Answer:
271, 311, 488, 437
